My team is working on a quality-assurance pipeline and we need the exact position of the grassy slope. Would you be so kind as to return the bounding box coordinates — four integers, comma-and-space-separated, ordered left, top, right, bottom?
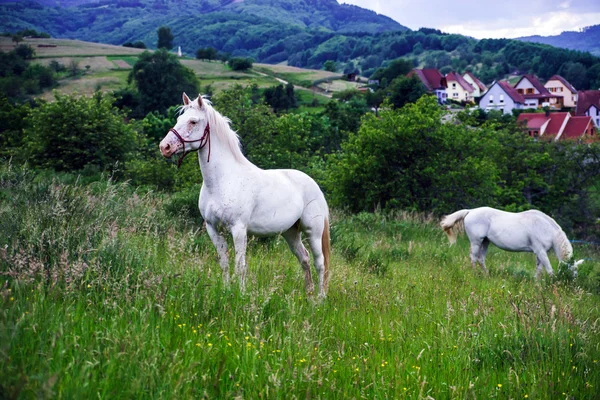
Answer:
1, 165, 599, 398
1, 37, 335, 101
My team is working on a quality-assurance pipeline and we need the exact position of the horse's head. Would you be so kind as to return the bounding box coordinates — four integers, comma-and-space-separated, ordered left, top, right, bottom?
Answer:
159, 93, 210, 163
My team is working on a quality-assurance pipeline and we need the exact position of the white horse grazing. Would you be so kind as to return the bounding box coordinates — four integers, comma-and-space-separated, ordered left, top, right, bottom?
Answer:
159, 94, 331, 298
440, 207, 583, 278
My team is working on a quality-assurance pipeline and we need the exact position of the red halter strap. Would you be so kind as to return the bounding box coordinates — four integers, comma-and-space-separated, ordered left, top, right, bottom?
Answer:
169, 122, 211, 167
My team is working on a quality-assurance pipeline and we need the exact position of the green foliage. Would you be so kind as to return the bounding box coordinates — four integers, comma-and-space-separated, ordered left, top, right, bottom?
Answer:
370, 58, 414, 85
123, 40, 146, 49
325, 96, 502, 213
129, 49, 199, 115
323, 60, 337, 72
23, 91, 140, 172
263, 82, 296, 113
385, 75, 428, 109
0, 98, 30, 161
14, 44, 35, 59
227, 57, 253, 71
0, 48, 56, 101
156, 26, 173, 50
195, 47, 218, 60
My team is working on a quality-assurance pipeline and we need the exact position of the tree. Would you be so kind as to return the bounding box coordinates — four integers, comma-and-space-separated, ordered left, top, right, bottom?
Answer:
129, 49, 199, 115
325, 96, 500, 213
23, 91, 139, 172
385, 75, 428, 109
157, 26, 174, 50
196, 47, 218, 61
228, 57, 253, 71
324, 60, 337, 72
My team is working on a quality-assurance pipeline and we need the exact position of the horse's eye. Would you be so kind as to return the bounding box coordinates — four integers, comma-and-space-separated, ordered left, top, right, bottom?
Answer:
190, 120, 197, 124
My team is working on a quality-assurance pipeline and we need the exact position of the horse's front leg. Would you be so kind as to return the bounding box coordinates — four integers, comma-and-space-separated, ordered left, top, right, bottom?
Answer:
206, 222, 230, 285
535, 250, 554, 278
231, 224, 248, 291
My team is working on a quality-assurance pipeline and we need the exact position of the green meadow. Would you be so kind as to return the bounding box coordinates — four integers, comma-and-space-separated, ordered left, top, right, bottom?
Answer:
1, 163, 599, 399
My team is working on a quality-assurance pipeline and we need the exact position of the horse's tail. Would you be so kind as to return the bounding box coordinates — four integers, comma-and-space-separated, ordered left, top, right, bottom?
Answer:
553, 229, 573, 262
322, 217, 330, 293
440, 209, 470, 245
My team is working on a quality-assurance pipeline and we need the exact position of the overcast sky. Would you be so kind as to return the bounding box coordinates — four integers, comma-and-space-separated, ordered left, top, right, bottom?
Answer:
339, 0, 600, 39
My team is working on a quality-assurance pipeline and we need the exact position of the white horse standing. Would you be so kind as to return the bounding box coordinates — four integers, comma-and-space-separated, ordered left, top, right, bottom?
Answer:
159, 94, 331, 297
440, 207, 582, 278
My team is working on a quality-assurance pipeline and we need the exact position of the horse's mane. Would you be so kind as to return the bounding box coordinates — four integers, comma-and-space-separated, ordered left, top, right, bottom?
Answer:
182, 96, 252, 166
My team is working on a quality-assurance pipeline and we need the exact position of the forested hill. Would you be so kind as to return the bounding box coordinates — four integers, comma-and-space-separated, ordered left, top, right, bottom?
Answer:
1, 0, 406, 38
517, 25, 600, 57
3, 0, 600, 88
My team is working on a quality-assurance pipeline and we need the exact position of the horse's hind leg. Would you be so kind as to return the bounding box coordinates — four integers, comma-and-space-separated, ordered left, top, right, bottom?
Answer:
283, 225, 314, 295
304, 222, 327, 299
469, 239, 482, 271
478, 238, 490, 274
206, 223, 230, 285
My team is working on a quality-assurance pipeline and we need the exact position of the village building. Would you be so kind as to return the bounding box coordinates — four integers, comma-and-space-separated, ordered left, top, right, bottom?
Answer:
479, 80, 525, 114
408, 68, 447, 104
462, 72, 487, 97
544, 75, 577, 108
517, 111, 597, 142
513, 74, 561, 109
575, 90, 600, 127
445, 71, 475, 103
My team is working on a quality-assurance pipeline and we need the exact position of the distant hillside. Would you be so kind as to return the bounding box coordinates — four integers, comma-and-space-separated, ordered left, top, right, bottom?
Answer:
517, 25, 600, 57
2, 0, 600, 90
0, 0, 407, 37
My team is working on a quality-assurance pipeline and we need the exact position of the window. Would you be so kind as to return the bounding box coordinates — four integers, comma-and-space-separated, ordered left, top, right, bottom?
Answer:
499, 94, 504, 103
527, 88, 534, 94
489, 94, 494, 103
452, 83, 456, 88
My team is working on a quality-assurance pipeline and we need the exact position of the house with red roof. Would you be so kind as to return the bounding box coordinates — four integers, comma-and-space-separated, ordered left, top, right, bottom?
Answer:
407, 68, 447, 104
559, 116, 597, 142
514, 74, 561, 109
575, 90, 600, 128
445, 71, 475, 103
517, 112, 597, 142
478, 80, 525, 114
463, 72, 487, 97
544, 75, 578, 108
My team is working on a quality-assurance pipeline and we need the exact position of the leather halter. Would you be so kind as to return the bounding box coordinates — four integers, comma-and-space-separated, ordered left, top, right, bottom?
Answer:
169, 122, 211, 167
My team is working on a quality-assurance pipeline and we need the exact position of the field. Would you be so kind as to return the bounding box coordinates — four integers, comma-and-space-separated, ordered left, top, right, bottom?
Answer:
1, 163, 600, 398
2, 37, 335, 101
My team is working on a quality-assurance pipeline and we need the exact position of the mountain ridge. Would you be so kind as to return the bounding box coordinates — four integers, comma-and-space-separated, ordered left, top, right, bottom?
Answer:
516, 25, 600, 57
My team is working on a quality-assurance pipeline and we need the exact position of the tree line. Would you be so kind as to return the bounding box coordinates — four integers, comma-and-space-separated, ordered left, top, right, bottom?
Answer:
1, 47, 599, 239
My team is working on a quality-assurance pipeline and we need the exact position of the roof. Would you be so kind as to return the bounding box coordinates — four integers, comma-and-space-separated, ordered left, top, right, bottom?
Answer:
546, 75, 577, 93
514, 74, 550, 95
517, 113, 549, 129
408, 68, 447, 91
575, 90, 600, 115
561, 116, 593, 140
446, 71, 474, 93
544, 112, 569, 134
496, 80, 525, 103
516, 112, 570, 137
464, 72, 487, 92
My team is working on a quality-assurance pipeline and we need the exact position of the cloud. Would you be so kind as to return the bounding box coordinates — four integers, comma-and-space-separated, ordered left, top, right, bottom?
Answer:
338, 0, 600, 38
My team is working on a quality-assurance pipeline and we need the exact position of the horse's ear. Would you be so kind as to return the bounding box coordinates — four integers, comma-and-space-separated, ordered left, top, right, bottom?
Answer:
182, 92, 191, 106
197, 96, 204, 108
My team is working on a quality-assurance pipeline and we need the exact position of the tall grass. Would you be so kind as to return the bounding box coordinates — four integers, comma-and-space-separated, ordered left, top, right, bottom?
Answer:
1, 163, 600, 398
